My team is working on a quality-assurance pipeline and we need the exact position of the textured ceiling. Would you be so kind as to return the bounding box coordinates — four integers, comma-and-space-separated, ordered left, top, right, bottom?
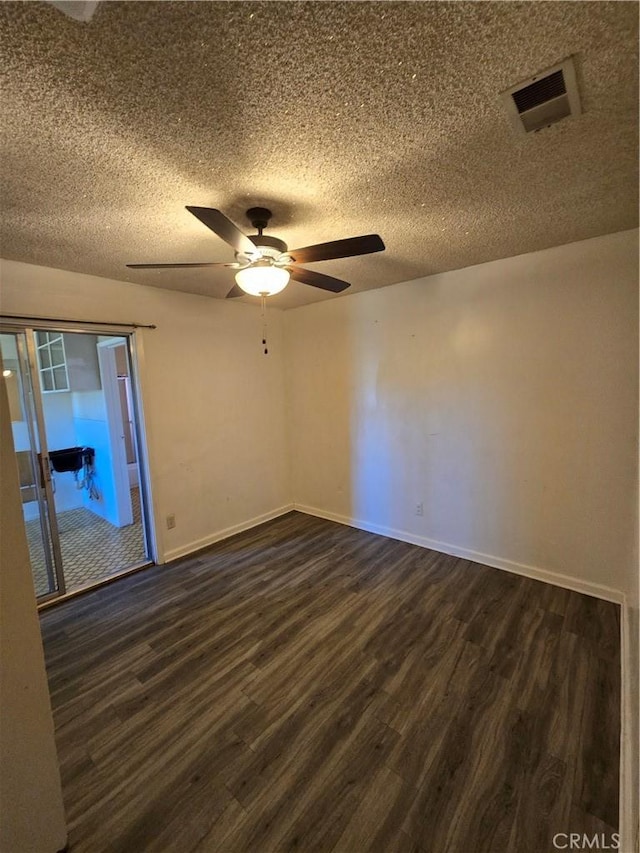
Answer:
0, 1, 637, 309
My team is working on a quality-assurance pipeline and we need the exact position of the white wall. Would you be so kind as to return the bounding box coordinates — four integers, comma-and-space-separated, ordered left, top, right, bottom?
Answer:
0, 373, 67, 853
284, 229, 639, 602
43, 391, 85, 515
72, 388, 121, 524
0, 260, 291, 561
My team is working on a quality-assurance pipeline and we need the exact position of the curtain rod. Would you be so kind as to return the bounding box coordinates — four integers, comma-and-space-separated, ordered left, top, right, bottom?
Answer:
0, 314, 156, 330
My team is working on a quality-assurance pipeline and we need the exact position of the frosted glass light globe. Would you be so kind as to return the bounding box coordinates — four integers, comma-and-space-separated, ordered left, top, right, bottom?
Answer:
235, 265, 290, 296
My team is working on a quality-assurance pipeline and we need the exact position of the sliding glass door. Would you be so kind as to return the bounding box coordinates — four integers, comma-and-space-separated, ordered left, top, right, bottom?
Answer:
1, 325, 153, 603
1, 330, 63, 598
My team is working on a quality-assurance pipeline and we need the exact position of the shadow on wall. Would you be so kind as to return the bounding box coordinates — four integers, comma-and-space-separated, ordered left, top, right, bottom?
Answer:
347, 280, 537, 553
346, 282, 503, 548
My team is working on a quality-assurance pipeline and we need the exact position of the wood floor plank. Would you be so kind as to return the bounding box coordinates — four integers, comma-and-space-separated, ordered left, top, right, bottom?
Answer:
577, 652, 620, 827
505, 751, 568, 853
240, 713, 400, 852
332, 765, 410, 853
193, 797, 248, 853
401, 661, 514, 851
99, 734, 243, 853
37, 511, 620, 852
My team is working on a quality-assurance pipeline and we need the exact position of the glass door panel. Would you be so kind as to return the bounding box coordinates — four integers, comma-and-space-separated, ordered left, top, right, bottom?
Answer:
42, 332, 149, 592
1, 332, 64, 599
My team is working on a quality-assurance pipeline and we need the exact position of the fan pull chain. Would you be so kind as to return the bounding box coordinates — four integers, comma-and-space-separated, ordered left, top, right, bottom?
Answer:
261, 295, 268, 355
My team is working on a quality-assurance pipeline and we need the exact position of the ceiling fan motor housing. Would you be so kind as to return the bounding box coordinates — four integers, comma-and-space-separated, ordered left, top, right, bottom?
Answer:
242, 208, 289, 261
249, 234, 288, 257
246, 207, 272, 231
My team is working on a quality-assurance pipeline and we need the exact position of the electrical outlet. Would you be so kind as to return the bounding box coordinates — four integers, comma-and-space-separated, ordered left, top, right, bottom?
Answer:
415, 502, 424, 517
166, 514, 176, 529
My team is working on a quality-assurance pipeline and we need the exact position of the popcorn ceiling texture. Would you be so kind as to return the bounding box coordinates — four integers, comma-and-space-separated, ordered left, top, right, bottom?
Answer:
0, 1, 637, 309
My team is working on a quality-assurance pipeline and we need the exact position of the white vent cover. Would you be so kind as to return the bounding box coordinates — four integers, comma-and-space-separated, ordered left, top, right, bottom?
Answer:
500, 57, 581, 134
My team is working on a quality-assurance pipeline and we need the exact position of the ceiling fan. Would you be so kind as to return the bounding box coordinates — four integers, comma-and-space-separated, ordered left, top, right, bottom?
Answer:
127, 207, 385, 299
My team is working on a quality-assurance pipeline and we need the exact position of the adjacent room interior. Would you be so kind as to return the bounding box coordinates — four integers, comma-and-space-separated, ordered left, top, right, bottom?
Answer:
0, 2, 638, 853
1, 330, 149, 597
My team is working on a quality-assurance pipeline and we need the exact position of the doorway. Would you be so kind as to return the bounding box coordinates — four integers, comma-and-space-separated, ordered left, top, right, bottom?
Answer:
0, 326, 154, 602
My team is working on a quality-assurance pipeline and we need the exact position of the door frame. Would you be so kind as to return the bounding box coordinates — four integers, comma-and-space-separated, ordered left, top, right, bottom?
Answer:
4, 329, 67, 602
97, 337, 133, 528
23, 330, 67, 600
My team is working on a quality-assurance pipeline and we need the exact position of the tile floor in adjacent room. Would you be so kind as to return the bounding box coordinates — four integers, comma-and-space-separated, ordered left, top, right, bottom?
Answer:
25, 487, 147, 596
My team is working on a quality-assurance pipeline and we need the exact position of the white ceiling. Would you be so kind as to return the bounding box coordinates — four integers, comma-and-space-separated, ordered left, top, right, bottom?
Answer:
0, 1, 637, 309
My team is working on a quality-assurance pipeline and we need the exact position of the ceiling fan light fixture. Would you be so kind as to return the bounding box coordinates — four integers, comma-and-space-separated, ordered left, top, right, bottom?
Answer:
127, 206, 384, 298
235, 264, 290, 296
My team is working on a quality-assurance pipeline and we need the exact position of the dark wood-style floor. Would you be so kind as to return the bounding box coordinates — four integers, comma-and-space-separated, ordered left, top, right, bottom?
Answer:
39, 511, 621, 853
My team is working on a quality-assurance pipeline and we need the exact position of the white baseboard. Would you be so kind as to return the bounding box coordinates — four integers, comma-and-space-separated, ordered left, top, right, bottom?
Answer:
127, 462, 139, 488
294, 503, 625, 605
163, 504, 295, 563
620, 601, 640, 853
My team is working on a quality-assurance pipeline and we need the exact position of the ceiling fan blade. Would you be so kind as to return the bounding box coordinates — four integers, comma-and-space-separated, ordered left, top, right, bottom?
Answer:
288, 234, 385, 264
186, 207, 257, 256
225, 283, 245, 299
287, 266, 350, 293
126, 262, 238, 269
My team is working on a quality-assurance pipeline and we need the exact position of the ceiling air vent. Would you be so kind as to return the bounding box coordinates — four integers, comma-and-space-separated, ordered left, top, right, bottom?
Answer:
500, 57, 581, 134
